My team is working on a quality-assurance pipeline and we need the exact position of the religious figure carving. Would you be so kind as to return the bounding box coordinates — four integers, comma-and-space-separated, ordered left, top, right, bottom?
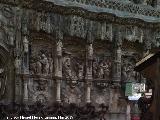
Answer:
122, 63, 136, 82
63, 57, 72, 78
48, 54, 53, 75
98, 60, 111, 79
36, 56, 42, 75
40, 54, 50, 75
56, 40, 63, 56
87, 44, 93, 60
30, 52, 53, 76
93, 58, 111, 80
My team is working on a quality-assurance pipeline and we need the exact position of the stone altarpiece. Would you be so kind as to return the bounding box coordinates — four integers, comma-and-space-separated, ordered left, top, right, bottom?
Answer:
0, 0, 160, 119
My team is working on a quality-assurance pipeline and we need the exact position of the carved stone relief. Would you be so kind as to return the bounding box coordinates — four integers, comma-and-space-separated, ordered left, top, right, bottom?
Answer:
62, 52, 84, 104
91, 87, 110, 107
62, 84, 82, 104
70, 16, 86, 38
62, 50, 85, 87
93, 56, 112, 80
121, 51, 139, 82
122, 26, 144, 43
93, 41, 113, 83
28, 36, 55, 103
97, 23, 113, 41
30, 52, 53, 76
62, 39, 85, 104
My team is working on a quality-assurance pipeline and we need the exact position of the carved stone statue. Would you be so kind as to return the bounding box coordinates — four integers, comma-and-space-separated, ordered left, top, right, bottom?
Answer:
30, 52, 53, 76
87, 44, 93, 59
122, 63, 136, 82
56, 40, 63, 56
63, 57, 72, 78
36, 56, 42, 75
98, 60, 111, 79
48, 54, 53, 75
41, 54, 49, 75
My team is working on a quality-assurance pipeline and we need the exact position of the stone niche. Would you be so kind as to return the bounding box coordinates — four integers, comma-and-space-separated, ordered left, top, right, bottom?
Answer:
91, 39, 113, 109
28, 33, 55, 104
61, 37, 86, 105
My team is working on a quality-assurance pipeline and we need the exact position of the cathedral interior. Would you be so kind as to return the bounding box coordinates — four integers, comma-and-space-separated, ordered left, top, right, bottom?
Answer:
0, 0, 160, 120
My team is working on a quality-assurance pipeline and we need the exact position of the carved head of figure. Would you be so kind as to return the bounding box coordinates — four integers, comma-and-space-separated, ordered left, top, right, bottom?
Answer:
37, 56, 41, 61
41, 54, 47, 59
0, 68, 4, 74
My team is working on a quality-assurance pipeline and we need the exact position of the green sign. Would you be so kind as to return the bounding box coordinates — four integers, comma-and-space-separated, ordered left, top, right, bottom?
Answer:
125, 83, 133, 96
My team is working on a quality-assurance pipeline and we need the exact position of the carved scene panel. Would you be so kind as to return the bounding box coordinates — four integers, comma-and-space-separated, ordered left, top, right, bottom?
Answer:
28, 33, 55, 104
62, 37, 86, 105
91, 40, 113, 107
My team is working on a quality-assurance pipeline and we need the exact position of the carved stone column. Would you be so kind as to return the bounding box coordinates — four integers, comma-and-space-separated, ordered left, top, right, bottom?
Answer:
54, 29, 63, 103
109, 26, 122, 112
22, 14, 30, 104
112, 26, 122, 86
85, 25, 93, 103
85, 43, 93, 103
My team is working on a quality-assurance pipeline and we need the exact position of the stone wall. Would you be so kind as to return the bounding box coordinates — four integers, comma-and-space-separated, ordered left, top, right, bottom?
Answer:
0, 1, 159, 119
